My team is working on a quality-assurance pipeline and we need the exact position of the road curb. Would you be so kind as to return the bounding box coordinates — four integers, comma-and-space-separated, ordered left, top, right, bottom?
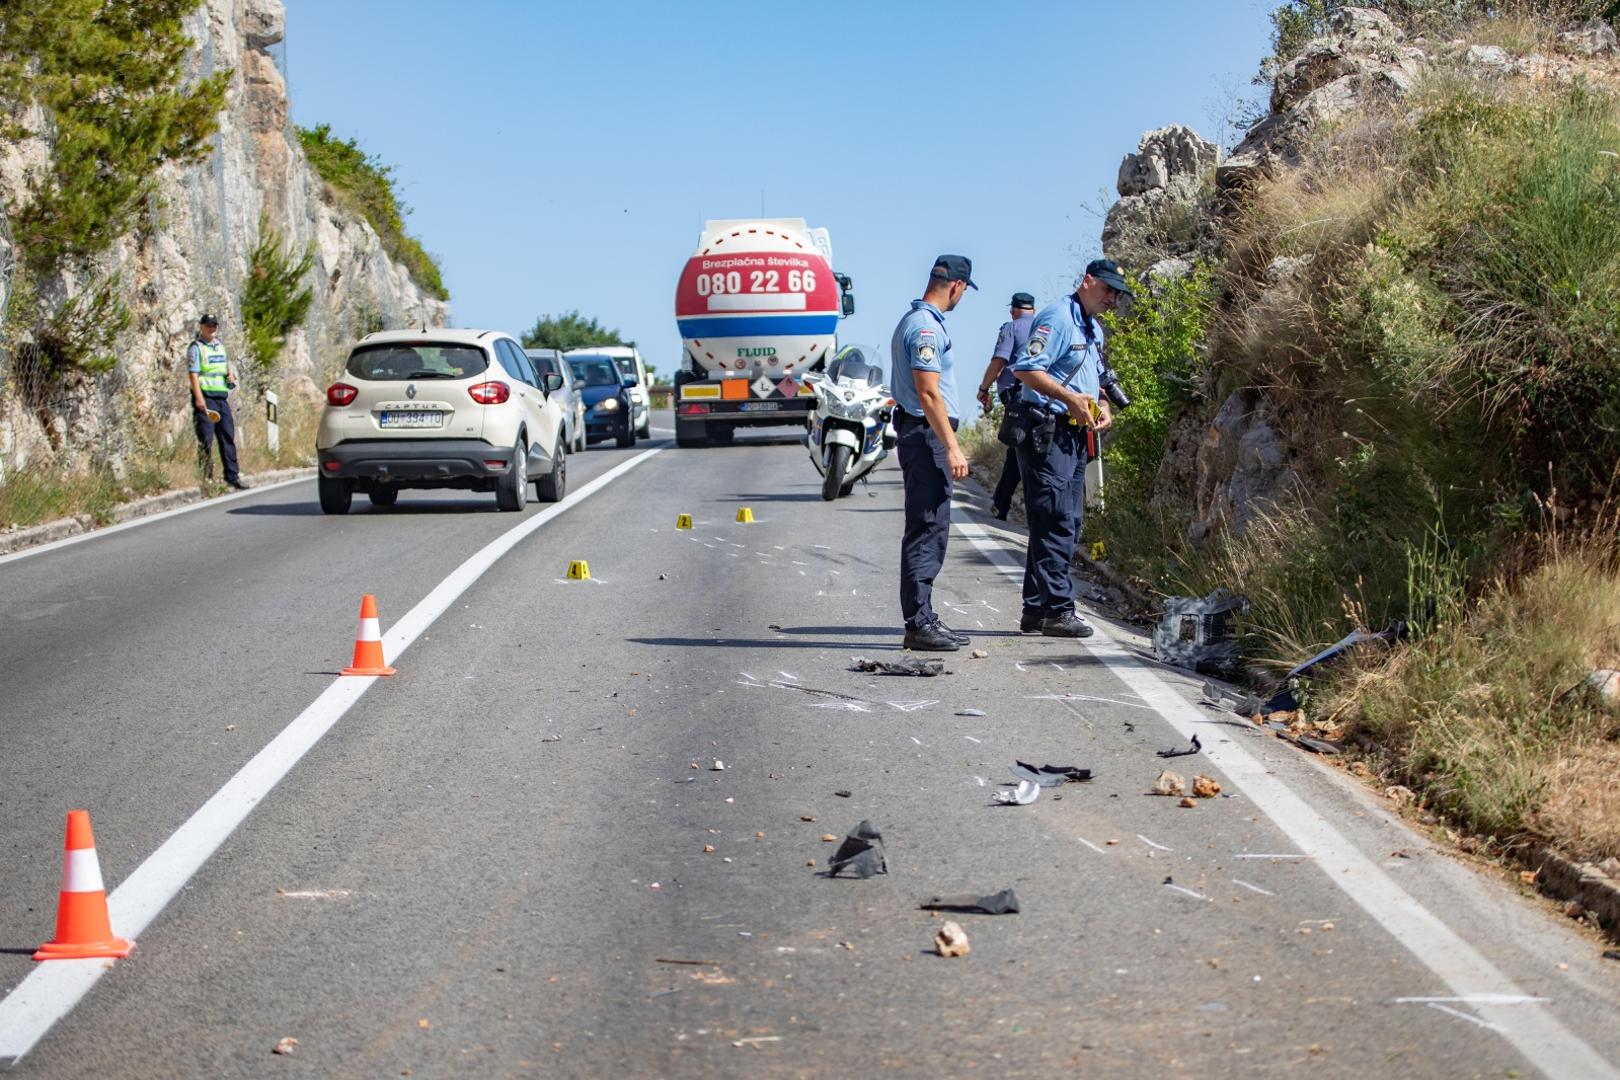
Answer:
0, 467, 313, 557
1528, 844, 1620, 937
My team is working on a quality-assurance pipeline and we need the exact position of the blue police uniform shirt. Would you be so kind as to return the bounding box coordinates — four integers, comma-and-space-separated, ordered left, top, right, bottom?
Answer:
992, 313, 1034, 392
889, 299, 958, 420
1010, 296, 1104, 415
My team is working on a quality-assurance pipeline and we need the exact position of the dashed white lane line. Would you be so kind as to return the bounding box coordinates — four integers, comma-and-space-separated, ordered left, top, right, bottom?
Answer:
952, 513, 1618, 1080
0, 448, 665, 1064
0, 475, 310, 567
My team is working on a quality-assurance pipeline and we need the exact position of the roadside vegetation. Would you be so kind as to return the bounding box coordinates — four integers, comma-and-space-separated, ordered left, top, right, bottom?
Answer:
521, 312, 629, 351
297, 124, 448, 302
1085, 0, 1620, 865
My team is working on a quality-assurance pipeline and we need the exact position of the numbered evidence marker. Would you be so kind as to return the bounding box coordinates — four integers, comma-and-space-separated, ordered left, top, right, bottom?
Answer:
735, 508, 756, 524
566, 560, 591, 580
676, 514, 694, 530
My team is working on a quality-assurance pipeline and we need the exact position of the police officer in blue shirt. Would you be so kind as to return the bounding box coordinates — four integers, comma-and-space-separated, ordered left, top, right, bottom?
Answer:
1009, 259, 1132, 637
975, 291, 1037, 519
890, 255, 976, 652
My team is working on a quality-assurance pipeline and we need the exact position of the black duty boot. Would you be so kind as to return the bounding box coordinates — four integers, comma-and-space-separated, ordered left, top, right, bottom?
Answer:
936, 623, 971, 646
903, 621, 961, 652
228, 477, 253, 491
1040, 611, 1095, 638
1020, 609, 1045, 633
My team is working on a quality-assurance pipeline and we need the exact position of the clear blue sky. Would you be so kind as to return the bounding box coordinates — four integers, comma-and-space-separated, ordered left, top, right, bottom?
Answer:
286, 1, 1273, 398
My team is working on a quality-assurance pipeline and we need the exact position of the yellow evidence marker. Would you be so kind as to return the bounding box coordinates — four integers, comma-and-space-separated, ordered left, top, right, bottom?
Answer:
676, 514, 693, 530
566, 560, 591, 580
735, 507, 755, 524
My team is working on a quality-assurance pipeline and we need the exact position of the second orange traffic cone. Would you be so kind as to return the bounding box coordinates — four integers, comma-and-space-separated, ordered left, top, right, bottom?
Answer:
34, 809, 132, 961
341, 593, 395, 676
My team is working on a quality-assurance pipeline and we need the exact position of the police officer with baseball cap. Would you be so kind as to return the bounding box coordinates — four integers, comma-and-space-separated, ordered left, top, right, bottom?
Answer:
889, 255, 976, 651
186, 313, 250, 490
976, 291, 1037, 519
1007, 258, 1132, 637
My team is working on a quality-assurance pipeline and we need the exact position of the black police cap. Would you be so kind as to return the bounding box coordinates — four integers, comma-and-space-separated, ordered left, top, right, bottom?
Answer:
198, 314, 219, 326
1084, 259, 1133, 297
930, 254, 978, 290
1011, 292, 1035, 309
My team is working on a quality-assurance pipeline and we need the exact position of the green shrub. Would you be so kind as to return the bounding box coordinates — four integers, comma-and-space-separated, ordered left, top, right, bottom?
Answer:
1099, 265, 1213, 502
521, 312, 627, 351
298, 124, 448, 301
241, 218, 315, 378
0, 0, 228, 380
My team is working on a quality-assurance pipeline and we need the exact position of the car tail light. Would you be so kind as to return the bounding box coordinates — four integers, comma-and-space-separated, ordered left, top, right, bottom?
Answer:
327, 382, 358, 406
678, 402, 710, 416
323, 461, 341, 472
469, 381, 510, 405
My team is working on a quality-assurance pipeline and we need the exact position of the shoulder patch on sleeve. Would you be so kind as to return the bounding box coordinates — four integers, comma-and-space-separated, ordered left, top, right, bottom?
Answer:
916, 344, 937, 362
1026, 337, 1046, 358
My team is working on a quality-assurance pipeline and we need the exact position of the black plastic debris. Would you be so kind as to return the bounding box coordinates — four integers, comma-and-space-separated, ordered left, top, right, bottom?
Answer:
1010, 761, 1093, 787
1263, 620, 1407, 713
1151, 590, 1250, 675
851, 656, 945, 677
1156, 734, 1203, 759
956, 709, 988, 717
834, 789, 852, 798
920, 888, 1021, 915
827, 820, 886, 878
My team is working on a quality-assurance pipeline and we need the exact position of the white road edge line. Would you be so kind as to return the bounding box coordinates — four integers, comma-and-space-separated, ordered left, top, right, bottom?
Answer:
951, 513, 1619, 1080
0, 448, 665, 1063
0, 475, 310, 567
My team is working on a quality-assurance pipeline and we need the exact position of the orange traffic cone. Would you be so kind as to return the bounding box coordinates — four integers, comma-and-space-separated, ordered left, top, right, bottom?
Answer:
341, 594, 395, 676
34, 809, 132, 961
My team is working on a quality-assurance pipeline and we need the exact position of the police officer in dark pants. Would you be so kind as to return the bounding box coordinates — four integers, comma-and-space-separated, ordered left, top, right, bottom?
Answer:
890, 255, 976, 652
975, 291, 1037, 519
1008, 259, 1132, 637
186, 314, 250, 490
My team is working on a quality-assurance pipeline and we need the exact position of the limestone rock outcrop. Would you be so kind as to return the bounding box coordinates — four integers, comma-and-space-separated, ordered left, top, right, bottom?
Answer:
0, 0, 448, 475
1102, 125, 1217, 274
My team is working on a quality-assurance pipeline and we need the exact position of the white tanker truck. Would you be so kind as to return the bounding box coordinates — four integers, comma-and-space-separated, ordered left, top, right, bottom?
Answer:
672, 218, 854, 447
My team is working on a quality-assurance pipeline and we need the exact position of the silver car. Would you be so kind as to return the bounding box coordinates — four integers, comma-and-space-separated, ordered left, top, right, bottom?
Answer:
316, 329, 568, 514
526, 348, 587, 453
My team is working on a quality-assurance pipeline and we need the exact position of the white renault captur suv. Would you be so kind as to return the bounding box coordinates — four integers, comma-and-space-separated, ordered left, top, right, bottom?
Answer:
316, 329, 568, 514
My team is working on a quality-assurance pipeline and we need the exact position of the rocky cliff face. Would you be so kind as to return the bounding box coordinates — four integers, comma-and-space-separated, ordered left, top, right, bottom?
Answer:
0, 0, 448, 475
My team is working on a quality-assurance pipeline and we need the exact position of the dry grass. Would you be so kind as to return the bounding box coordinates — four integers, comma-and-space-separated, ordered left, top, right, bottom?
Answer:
0, 391, 319, 529
1325, 535, 1620, 861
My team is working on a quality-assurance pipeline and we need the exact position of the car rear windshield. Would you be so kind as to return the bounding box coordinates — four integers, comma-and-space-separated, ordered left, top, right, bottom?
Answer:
571, 358, 622, 386
346, 343, 489, 381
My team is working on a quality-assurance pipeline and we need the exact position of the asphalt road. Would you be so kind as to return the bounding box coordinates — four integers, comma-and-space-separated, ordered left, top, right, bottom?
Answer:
2, 410, 1618, 1078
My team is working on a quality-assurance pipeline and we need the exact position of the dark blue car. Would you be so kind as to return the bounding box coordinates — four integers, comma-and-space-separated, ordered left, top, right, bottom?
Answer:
571, 355, 637, 448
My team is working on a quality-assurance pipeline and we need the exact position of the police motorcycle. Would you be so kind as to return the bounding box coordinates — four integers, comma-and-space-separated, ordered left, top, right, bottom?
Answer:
801, 345, 896, 501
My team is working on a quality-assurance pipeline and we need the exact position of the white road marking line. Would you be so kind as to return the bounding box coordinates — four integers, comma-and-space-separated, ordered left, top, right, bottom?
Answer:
1234, 853, 1312, 860
1393, 995, 1550, 1006
1076, 837, 1106, 855
0, 448, 666, 1064
0, 475, 310, 567
1428, 1003, 1505, 1033
1137, 835, 1173, 852
952, 513, 1618, 1079
1232, 879, 1275, 897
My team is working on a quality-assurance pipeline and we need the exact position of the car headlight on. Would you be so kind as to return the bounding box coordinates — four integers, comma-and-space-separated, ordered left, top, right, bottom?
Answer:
596, 397, 620, 412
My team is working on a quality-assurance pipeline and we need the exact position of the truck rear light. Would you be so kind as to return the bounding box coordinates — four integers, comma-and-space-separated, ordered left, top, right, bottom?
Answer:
326, 382, 358, 406
323, 461, 341, 472
468, 381, 510, 405
678, 403, 710, 416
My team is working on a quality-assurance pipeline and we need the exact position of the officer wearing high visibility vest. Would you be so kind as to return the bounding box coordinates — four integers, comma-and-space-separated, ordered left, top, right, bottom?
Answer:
1008, 259, 1131, 637
186, 314, 250, 489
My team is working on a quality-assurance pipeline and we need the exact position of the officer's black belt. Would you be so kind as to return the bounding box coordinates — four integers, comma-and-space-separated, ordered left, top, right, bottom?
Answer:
897, 411, 959, 432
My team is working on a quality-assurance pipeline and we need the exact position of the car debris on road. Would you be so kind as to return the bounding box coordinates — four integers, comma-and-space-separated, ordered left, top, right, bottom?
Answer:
920, 889, 1021, 915
827, 820, 887, 878
850, 656, 946, 677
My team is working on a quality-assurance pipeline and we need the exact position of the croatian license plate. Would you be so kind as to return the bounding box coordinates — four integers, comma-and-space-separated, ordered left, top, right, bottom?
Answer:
738, 401, 780, 413
379, 411, 445, 429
